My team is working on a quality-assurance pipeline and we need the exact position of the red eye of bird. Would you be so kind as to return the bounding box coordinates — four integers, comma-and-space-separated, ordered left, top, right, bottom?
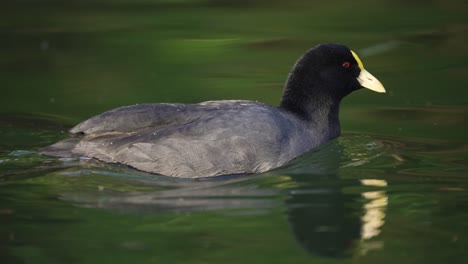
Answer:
342, 62, 351, 68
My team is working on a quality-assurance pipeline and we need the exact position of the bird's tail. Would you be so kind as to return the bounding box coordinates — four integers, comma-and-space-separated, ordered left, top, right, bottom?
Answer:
39, 138, 80, 158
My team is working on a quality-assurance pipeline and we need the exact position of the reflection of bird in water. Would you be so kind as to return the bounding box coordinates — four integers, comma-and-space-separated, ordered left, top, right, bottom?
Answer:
284, 141, 361, 257
286, 183, 362, 257
286, 176, 387, 257
285, 141, 388, 257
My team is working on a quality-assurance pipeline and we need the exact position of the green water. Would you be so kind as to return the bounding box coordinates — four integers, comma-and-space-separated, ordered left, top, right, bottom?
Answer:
1, 0, 468, 263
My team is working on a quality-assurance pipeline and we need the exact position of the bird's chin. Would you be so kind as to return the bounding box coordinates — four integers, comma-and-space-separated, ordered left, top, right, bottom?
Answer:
345, 82, 363, 96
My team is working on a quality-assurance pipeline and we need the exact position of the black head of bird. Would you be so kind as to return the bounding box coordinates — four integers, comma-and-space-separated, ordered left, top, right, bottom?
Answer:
280, 43, 385, 120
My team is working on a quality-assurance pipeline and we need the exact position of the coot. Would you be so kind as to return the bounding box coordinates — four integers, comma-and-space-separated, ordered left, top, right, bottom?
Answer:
41, 43, 385, 178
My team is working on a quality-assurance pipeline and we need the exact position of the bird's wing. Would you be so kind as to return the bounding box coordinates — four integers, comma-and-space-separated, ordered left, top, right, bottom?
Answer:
69, 103, 215, 135
41, 100, 263, 159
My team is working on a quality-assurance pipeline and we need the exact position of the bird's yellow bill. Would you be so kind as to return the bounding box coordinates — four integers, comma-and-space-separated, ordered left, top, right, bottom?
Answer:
351, 50, 386, 93
357, 69, 386, 93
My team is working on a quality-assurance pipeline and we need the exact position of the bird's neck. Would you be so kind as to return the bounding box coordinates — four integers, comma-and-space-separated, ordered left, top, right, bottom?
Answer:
279, 79, 342, 141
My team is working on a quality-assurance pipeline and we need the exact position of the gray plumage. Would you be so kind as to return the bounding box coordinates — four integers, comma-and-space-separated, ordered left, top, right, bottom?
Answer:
43, 101, 327, 178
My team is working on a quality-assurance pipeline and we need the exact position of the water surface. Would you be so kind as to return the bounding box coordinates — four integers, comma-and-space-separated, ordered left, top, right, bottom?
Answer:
1, 0, 468, 263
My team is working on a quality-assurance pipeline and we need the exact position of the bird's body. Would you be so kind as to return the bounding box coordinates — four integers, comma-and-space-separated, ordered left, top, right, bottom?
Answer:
41, 44, 385, 178
53, 101, 330, 178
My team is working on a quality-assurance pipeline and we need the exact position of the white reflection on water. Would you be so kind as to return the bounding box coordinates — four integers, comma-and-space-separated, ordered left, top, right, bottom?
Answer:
359, 179, 388, 255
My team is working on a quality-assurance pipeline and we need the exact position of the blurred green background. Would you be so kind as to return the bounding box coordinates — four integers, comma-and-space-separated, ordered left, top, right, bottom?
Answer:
1, 0, 467, 122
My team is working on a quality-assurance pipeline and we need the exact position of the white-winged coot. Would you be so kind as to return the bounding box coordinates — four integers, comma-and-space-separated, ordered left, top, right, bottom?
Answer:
41, 43, 385, 178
